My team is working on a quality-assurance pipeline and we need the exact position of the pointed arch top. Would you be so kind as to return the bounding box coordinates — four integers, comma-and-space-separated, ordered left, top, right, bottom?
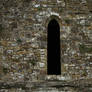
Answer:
48, 19, 60, 32
47, 16, 61, 75
45, 15, 62, 30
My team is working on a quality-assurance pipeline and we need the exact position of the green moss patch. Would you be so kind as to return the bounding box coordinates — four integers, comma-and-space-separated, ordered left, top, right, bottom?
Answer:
28, 59, 37, 66
79, 44, 92, 53
3, 67, 8, 74
64, 19, 71, 24
16, 39, 22, 44
0, 24, 3, 32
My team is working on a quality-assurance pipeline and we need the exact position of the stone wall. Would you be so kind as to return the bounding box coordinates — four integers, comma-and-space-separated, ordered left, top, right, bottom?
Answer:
0, 0, 92, 91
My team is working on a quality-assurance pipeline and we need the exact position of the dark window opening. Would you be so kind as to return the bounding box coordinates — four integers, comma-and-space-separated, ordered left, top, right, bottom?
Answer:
47, 19, 61, 75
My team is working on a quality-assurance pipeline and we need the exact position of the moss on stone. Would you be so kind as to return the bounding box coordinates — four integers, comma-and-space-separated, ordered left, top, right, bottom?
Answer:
79, 44, 92, 53
16, 39, 22, 44
28, 59, 37, 66
3, 67, 8, 74
0, 24, 3, 32
64, 19, 71, 24
38, 7, 42, 11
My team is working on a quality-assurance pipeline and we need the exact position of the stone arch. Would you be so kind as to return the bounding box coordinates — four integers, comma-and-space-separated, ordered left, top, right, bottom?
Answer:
47, 16, 61, 75
45, 15, 62, 30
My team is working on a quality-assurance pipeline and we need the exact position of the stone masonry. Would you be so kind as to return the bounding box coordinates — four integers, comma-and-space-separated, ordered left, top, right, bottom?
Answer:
0, 0, 92, 91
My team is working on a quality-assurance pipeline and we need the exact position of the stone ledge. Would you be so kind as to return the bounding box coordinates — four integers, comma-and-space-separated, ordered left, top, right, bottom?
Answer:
0, 79, 92, 89
30, 79, 92, 88
0, 82, 26, 89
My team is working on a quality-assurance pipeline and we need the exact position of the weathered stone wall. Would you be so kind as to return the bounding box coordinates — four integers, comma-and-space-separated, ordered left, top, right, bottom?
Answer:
0, 0, 92, 91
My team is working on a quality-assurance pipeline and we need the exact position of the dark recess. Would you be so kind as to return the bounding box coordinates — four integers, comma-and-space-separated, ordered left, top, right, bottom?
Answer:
47, 19, 61, 75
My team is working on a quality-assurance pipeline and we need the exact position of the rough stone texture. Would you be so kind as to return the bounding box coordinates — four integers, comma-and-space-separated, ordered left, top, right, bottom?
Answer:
0, 0, 92, 91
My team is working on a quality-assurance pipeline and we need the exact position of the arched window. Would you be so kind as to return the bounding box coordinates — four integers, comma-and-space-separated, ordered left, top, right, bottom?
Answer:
47, 19, 61, 75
